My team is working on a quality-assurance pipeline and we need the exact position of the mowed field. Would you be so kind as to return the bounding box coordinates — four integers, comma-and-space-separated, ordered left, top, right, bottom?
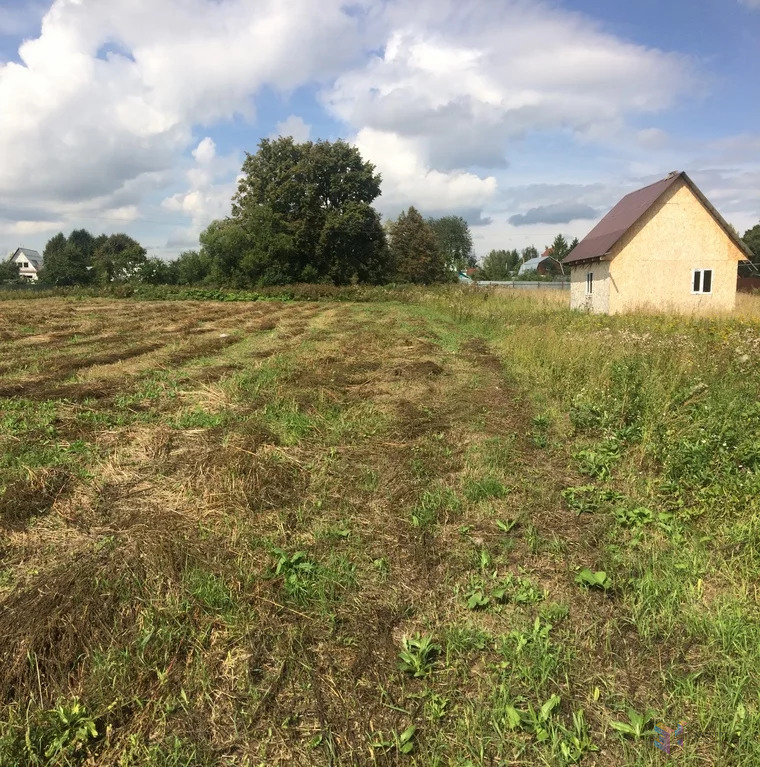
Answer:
1, 293, 759, 766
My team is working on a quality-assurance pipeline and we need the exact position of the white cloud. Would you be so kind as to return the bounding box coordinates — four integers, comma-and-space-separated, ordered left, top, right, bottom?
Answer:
162, 137, 241, 243
355, 127, 497, 216
0, 0, 360, 243
326, 2, 695, 163
273, 115, 311, 143
2, 0, 754, 259
6, 219, 63, 236
192, 137, 217, 165
323, 0, 697, 228
739, 0, 760, 9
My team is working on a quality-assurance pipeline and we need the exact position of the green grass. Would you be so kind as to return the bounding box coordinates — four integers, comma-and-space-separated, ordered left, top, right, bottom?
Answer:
2, 289, 760, 765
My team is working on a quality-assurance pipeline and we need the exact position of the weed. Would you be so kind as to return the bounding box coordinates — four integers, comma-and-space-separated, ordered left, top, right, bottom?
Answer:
398, 634, 441, 677
561, 484, 623, 515
3, 698, 100, 766
371, 724, 417, 755
574, 568, 612, 591
492, 573, 546, 605
463, 476, 509, 502
531, 413, 552, 448
496, 517, 518, 533
424, 693, 451, 721
574, 440, 620, 480
411, 485, 460, 528
271, 548, 317, 603
609, 706, 657, 738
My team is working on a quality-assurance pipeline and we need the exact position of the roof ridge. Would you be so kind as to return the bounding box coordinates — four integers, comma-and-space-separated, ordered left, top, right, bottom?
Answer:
565, 170, 751, 266
619, 171, 682, 197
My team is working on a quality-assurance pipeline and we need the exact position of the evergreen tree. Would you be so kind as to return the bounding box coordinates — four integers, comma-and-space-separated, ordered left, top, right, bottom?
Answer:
389, 207, 447, 284
0, 258, 21, 284
550, 234, 570, 262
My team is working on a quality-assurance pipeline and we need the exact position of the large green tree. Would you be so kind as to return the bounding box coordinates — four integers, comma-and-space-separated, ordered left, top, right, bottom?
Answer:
428, 215, 475, 271
743, 223, 760, 265
173, 250, 213, 285
68, 229, 96, 264
217, 137, 390, 285
389, 206, 447, 284
92, 233, 147, 283
40, 232, 91, 285
479, 249, 520, 280
137, 257, 177, 285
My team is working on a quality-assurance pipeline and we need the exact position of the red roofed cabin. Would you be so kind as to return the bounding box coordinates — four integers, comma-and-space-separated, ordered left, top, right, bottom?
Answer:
565, 172, 750, 314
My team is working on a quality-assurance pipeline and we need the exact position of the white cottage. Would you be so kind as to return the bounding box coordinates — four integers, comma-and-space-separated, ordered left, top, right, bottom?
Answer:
8, 248, 43, 281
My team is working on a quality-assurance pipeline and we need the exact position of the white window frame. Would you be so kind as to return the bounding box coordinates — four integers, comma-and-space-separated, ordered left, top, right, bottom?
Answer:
586, 271, 593, 295
692, 269, 713, 295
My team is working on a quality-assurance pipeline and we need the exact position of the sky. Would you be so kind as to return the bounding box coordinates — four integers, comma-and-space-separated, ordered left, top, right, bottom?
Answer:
0, 0, 758, 261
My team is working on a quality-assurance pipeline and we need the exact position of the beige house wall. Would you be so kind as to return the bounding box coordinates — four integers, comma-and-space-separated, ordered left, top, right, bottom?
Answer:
569, 261, 610, 313
606, 179, 745, 314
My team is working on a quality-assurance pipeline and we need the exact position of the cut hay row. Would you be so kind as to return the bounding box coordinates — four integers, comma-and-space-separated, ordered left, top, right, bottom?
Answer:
0, 292, 758, 765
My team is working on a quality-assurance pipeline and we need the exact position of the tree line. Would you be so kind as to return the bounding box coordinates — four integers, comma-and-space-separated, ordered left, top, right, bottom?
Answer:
8, 136, 756, 287
2, 138, 484, 288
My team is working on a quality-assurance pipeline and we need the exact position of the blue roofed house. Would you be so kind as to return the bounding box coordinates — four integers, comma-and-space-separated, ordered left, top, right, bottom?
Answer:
517, 248, 562, 277
8, 248, 43, 281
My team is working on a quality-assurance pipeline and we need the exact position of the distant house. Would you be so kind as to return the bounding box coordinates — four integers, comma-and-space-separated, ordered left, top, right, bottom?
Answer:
518, 248, 561, 277
565, 172, 751, 314
8, 248, 43, 282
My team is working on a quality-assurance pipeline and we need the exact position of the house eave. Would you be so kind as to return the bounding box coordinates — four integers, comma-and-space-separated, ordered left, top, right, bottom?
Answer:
567, 253, 612, 267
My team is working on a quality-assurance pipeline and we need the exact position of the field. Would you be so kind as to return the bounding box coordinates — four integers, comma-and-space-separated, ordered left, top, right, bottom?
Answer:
1, 291, 759, 766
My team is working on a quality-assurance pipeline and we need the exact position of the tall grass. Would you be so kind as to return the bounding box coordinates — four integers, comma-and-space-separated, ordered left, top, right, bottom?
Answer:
424, 287, 760, 764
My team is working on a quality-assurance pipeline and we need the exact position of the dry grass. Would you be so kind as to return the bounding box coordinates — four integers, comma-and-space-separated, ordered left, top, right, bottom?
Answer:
1, 292, 759, 765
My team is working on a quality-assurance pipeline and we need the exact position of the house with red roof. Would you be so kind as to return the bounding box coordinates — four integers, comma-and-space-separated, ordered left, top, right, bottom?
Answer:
565, 172, 751, 314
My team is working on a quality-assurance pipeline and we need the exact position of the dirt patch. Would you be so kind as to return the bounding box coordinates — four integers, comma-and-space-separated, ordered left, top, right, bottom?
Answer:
0, 469, 71, 531
390, 360, 445, 378
189, 363, 243, 384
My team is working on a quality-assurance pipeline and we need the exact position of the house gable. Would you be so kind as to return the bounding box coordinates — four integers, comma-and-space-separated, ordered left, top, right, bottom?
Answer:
606, 178, 745, 313
566, 172, 752, 267
8, 248, 42, 281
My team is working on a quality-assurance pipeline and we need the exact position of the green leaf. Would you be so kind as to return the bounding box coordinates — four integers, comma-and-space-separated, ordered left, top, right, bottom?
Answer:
505, 705, 522, 730
609, 721, 636, 735
466, 591, 489, 610
540, 694, 561, 721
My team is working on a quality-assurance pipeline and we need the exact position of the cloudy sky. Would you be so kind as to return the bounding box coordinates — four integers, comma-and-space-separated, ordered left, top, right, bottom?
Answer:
1, 0, 758, 260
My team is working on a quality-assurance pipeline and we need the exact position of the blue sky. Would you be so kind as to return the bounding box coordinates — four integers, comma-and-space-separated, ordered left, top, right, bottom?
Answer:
0, 0, 758, 260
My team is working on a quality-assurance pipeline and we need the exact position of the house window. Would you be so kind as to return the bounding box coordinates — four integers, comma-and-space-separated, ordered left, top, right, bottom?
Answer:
692, 269, 713, 294
21, 262, 28, 268
586, 272, 593, 295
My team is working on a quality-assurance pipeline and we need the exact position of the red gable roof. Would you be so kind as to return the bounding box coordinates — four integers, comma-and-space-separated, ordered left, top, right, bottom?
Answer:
565, 172, 752, 266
